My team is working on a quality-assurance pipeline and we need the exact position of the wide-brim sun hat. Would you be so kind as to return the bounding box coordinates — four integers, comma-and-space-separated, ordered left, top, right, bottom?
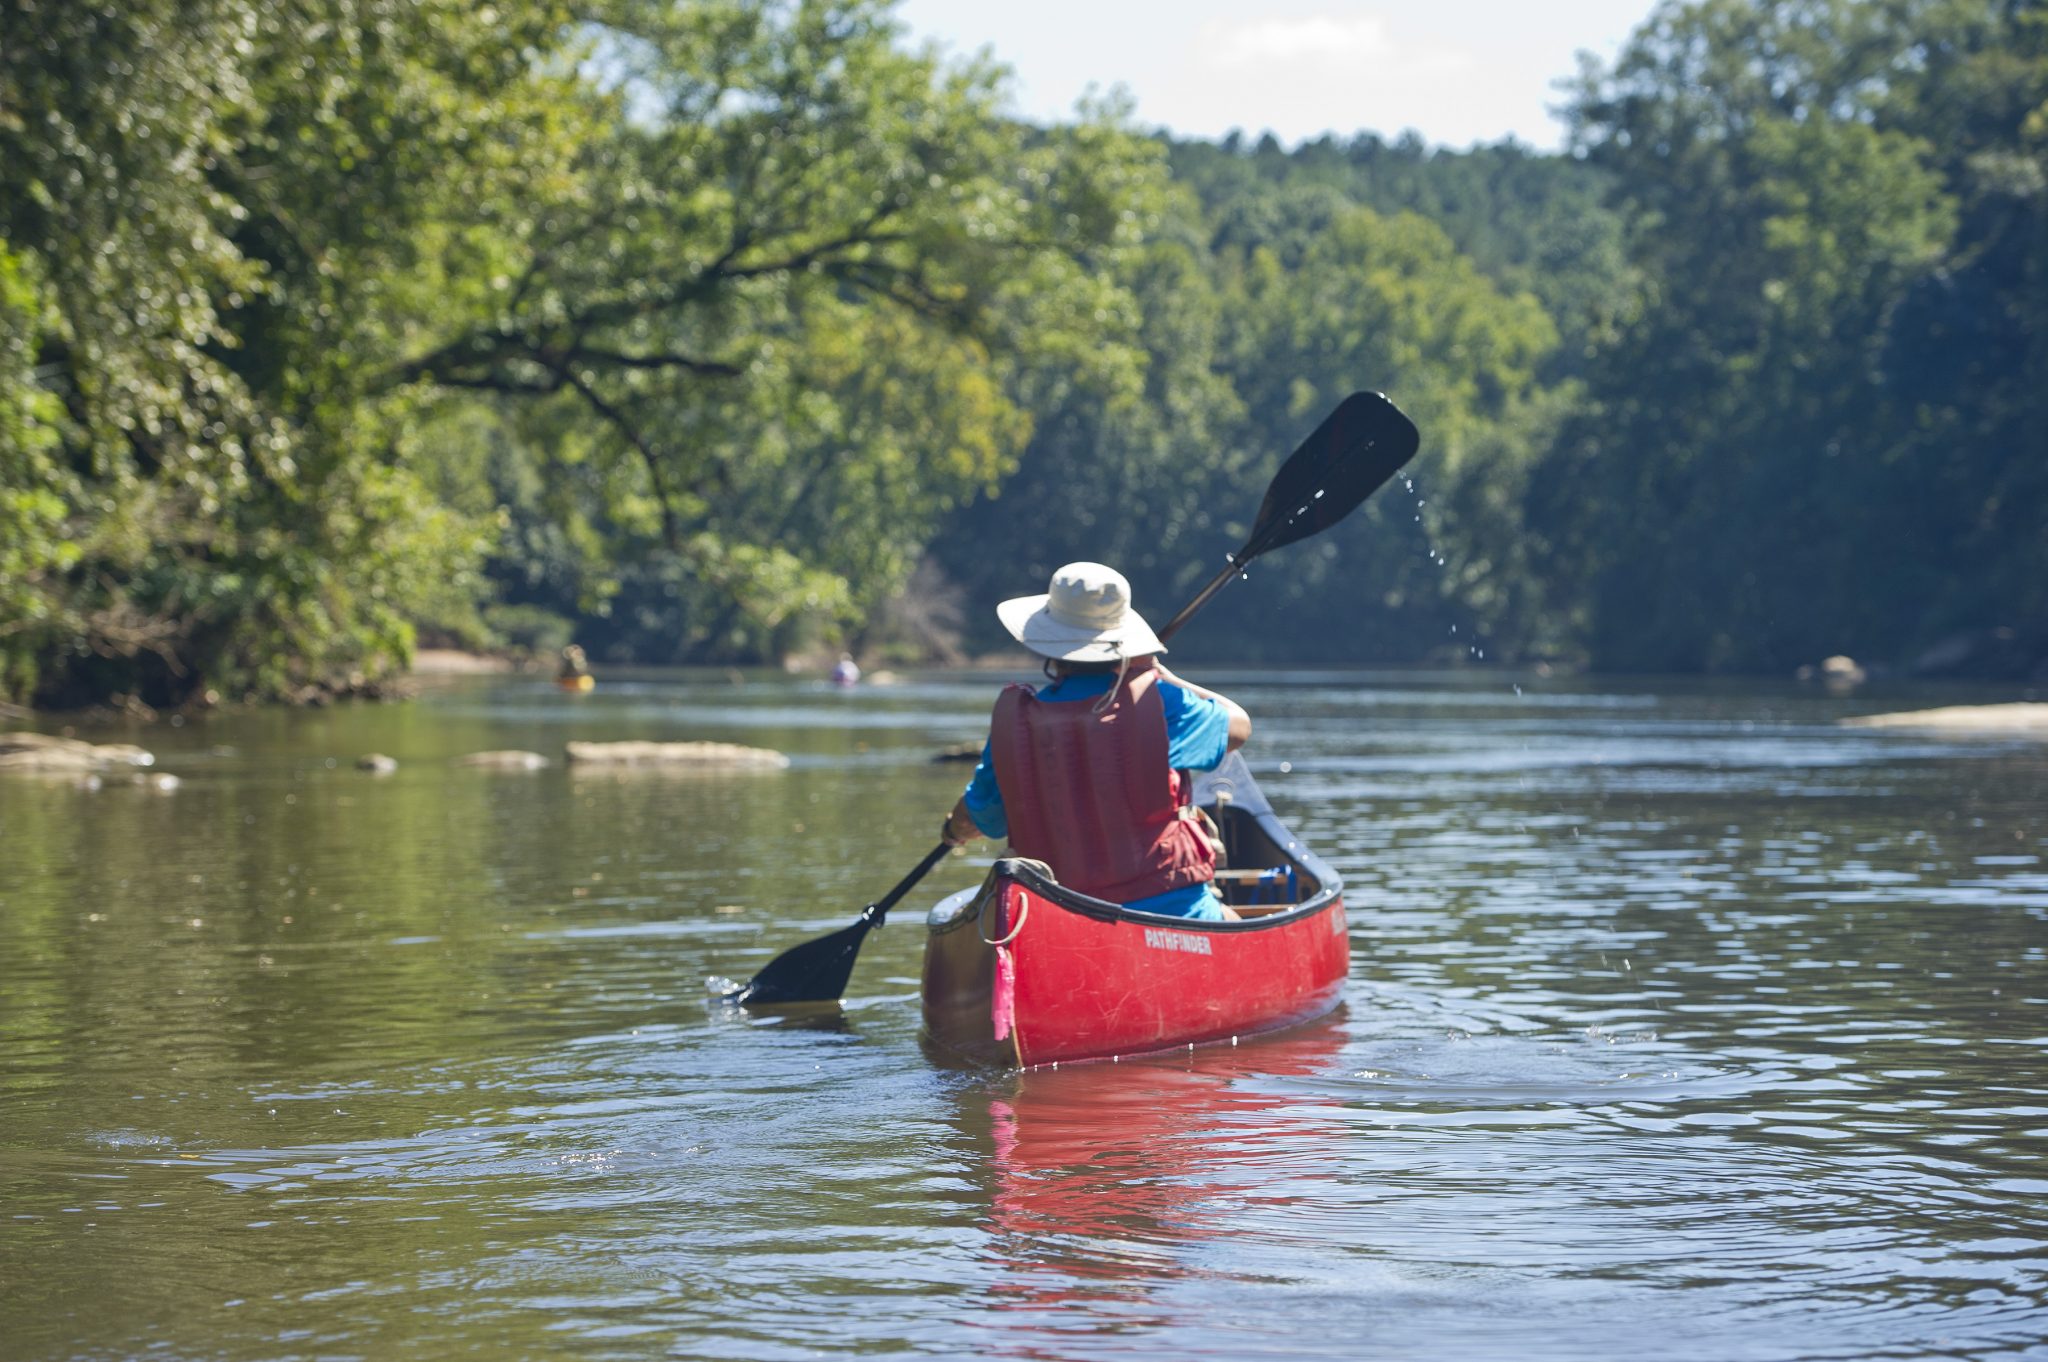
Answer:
996, 561, 1166, 662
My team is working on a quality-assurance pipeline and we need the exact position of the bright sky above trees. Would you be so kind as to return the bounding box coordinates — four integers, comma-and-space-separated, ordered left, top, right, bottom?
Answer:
895, 0, 1663, 148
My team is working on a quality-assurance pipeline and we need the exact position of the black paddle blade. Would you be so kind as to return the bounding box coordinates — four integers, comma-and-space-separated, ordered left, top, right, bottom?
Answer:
723, 842, 952, 1009
726, 911, 876, 1007
1244, 392, 1419, 560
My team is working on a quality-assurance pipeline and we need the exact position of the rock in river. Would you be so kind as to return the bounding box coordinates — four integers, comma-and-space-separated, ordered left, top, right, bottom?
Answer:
454, 750, 550, 770
564, 740, 789, 770
0, 732, 155, 773
356, 753, 399, 774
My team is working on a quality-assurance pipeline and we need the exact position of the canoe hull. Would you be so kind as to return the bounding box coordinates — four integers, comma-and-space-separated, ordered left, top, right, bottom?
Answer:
922, 758, 1349, 1068
923, 874, 1346, 1068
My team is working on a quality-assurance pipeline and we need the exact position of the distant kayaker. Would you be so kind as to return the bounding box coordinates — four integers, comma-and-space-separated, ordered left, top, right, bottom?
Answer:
557, 643, 590, 681
939, 562, 1250, 921
830, 652, 862, 688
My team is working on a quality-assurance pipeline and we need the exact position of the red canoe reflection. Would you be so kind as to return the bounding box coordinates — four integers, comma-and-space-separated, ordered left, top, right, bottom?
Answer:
960, 1014, 1352, 1326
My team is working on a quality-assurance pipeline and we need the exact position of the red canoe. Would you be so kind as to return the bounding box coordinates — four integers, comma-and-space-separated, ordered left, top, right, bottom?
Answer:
921, 754, 1349, 1067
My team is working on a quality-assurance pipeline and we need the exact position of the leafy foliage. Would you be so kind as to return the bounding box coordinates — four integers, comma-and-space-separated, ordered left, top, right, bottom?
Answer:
1529, 0, 2046, 673
2, 0, 2041, 704
0, 0, 1161, 701
932, 153, 1575, 665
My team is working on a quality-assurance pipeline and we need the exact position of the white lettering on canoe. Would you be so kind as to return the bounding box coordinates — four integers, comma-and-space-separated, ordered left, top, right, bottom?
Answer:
1143, 927, 1212, 955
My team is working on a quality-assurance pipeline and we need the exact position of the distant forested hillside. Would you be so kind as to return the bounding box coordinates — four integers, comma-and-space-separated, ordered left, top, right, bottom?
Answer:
933, 0, 2047, 677
3, 0, 2042, 708
926, 132, 1627, 667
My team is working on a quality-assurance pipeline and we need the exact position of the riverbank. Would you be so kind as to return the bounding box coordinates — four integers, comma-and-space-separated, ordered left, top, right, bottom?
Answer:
1844, 702, 2048, 735
409, 649, 519, 675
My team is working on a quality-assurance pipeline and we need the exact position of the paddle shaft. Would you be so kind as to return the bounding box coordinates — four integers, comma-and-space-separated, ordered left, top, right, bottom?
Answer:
732, 390, 1417, 1005
734, 557, 1250, 1004
868, 840, 954, 928
882, 558, 1253, 925
877, 546, 1261, 935
1149, 488, 1311, 644
1152, 391, 1417, 645
1153, 556, 1242, 646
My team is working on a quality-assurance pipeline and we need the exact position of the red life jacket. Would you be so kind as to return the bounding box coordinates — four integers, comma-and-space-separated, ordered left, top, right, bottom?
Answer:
989, 660, 1216, 903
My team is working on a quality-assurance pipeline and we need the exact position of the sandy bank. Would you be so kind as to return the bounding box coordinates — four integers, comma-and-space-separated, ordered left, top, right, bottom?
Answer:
1841, 702, 2048, 734
410, 649, 517, 675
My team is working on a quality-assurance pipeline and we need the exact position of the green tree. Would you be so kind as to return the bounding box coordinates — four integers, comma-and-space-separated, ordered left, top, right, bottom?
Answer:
0, 0, 576, 704
1530, 0, 2040, 674
392, 1, 1166, 661
933, 178, 1563, 666
0, 0, 1168, 701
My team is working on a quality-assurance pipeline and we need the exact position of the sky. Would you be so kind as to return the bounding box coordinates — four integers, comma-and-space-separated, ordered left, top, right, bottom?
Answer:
894, 0, 1665, 151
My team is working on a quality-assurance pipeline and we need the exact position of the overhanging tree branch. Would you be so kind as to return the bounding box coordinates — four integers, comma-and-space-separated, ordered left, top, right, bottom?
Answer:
558, 368, 684, 551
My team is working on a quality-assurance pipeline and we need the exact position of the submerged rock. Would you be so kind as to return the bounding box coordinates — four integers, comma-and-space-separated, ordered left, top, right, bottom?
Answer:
1842, 703, 2048, 735
931, 741, 983, 764
1795, 655, 1868, 691
564, 740, 789, 770
454, 750, 550, 770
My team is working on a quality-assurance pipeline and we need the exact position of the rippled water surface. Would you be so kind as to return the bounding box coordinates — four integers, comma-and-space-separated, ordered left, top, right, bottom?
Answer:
3, 671, 2045, 1360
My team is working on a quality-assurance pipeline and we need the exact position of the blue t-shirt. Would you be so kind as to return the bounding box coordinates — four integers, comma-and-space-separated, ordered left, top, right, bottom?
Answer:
962, 673, 1232, 919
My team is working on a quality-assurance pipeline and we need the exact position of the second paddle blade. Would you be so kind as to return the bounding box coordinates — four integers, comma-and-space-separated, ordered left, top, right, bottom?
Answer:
727, 912, 875, 1006
1246, 392, 1420, 559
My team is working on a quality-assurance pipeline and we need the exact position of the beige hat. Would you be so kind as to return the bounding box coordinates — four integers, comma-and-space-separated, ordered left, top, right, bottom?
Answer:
996, 562, 1167, 662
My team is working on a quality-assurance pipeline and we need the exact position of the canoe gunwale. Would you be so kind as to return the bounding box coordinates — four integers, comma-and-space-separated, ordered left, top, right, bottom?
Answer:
987, 802, 1344, 932
920, 765, 1353, 1068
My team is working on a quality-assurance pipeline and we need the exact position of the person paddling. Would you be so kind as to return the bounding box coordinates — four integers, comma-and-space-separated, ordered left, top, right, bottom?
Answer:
940, 562, 1250, 922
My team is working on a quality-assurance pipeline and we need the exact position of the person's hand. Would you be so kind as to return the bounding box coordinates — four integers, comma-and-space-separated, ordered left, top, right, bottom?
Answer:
941, 809, 978, 847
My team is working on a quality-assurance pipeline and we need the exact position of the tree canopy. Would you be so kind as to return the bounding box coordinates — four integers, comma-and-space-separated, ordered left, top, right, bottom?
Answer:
2, 0, 2042, 705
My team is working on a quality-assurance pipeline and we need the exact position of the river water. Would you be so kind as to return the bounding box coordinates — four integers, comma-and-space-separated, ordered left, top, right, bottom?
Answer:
2, 670, 2044, 1360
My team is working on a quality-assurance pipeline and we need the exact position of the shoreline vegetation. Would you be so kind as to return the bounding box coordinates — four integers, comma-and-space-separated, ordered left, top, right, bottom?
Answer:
3, 1, 2041, 712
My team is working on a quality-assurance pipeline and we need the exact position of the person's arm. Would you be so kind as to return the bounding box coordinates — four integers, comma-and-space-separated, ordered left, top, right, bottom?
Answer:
943, 739, 1007, 845
1153, 663, 1251, 751
941, 795, 979, 847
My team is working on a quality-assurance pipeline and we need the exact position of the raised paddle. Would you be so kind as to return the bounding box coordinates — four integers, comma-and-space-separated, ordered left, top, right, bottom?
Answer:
725, 390, 1419, 1007
1153, 390, 1419, 639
